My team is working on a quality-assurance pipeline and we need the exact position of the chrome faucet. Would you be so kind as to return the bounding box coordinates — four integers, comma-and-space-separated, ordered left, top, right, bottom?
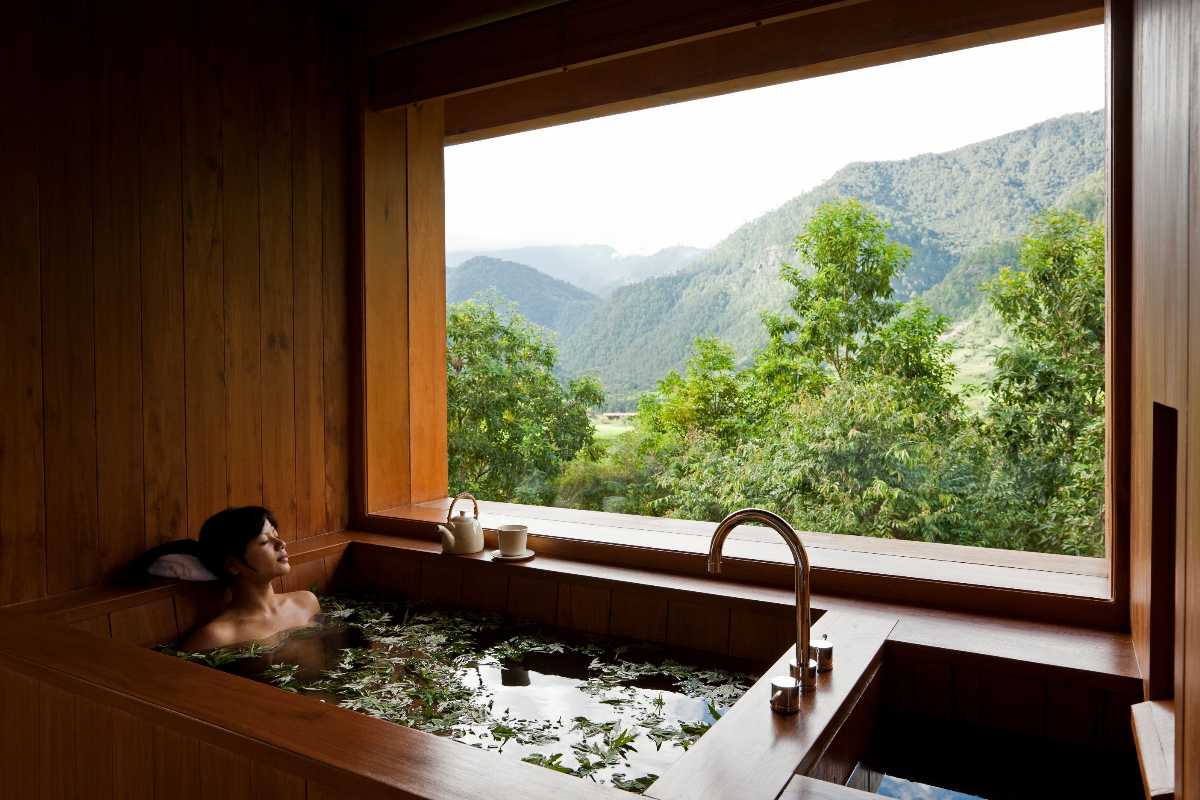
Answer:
708, 508, 817, 703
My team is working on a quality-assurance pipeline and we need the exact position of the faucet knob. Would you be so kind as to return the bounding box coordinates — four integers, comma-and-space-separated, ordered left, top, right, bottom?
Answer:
769, 676, 800, 714
811, 633, 833, 672
788, 656, 820, 688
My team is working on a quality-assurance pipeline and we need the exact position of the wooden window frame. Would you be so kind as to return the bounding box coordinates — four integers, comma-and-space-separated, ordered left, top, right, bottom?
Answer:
352, 0, 1131, 630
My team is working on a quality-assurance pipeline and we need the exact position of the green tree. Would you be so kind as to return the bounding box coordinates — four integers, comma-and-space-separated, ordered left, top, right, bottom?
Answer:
761, 198, 910, 384
447, 300, 603, 503
978, 210, 1106, 555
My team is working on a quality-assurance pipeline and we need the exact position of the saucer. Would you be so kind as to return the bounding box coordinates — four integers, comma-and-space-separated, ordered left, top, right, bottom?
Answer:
491, 548, 535, 562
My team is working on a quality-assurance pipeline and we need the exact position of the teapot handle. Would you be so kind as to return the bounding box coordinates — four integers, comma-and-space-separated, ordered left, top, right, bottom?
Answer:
446, 492, 479, 524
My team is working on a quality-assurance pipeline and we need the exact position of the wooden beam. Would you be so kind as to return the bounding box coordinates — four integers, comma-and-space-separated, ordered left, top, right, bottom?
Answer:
445, 0, 1103, 144
370, 0, 855, 108
406, 101, 449, 503
361, 107, 411, 511
365, 0, 568, 57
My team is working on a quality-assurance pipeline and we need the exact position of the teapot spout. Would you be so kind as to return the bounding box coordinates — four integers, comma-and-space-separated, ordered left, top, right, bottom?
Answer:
437, 524, 455, 552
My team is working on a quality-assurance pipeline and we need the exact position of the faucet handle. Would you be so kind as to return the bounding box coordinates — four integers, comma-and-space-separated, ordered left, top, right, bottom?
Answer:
788, 655, 820, 688
810, 633, 833, 672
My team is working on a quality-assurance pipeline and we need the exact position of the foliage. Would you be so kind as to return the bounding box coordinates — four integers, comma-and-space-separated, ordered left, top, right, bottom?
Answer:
447, 256, 598, 337
558, 111, 1105, 397
763, 198, 907, 381
447, 299, 603, 503
167, 595, 753, 795
548, 203, 1105, 556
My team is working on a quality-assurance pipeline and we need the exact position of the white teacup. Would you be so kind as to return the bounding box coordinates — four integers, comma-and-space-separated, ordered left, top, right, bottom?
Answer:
497, 524, 528, 556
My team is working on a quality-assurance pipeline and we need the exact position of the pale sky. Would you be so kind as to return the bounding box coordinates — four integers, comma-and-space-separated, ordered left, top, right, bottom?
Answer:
445, 26, 1105, 256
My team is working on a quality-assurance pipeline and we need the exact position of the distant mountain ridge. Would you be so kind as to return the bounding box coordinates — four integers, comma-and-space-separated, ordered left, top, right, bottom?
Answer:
447, 244, 706, 296
446, 256, 598, 338
554, 110, 1107, 403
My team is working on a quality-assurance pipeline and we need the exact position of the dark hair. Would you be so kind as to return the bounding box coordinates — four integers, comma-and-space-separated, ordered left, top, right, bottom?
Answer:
127, 506, 277, 583
198, 506, 279, 580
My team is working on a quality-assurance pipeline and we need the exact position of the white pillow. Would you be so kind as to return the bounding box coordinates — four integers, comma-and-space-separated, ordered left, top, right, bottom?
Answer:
147, 553, 218, 582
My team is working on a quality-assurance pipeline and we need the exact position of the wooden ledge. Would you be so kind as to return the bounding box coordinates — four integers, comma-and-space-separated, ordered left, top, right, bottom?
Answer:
344, 533, 1140, 685
0, 610, 623, 800
1131, 699, 1175, 800
647, 610, 897, 800
367, 500, 1122, 629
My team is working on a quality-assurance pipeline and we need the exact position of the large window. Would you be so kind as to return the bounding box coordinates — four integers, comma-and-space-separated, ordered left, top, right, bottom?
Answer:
442, 27, 1108, 561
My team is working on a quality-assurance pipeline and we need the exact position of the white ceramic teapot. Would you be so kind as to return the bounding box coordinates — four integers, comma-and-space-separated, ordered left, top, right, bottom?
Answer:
437, 493, 484, 555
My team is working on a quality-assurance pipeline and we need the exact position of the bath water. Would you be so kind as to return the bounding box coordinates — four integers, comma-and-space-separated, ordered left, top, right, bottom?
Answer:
161, 594, 758, 794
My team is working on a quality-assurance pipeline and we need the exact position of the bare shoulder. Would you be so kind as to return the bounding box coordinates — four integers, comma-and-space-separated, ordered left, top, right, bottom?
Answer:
284, 589, 321, 616
178, 617, 239, 652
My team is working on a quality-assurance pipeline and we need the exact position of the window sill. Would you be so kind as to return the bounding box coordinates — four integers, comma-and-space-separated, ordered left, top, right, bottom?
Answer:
367, 498, 1117, 627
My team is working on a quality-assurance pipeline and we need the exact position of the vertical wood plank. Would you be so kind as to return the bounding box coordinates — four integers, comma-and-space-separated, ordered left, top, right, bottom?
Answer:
0, 3, 47, 604
140, 0, 188, 545
154, 727, 200, 800
1131, 0, 1192, 699
39, 0, 100, 594
112, 710, 155, 800
250, 761, 305, 800
1184, 0, 1200, 791
259, 9, 300, 539
557, 581, 611, 635
181, 0, 229, 538
507, 572, 559, 625
222, 2, 265, 508
110, 597, 180, 647
39, 682, 78, 799
406, 99, 448, 503
0, 668, 40, 799
419, 558, 463, 605
460, 562, 509, 612
668, 599, 730, 655
75, 696, 114, 800
362, 106, 410, 511
321, 16, 351, 532
198, 741, 251, 800
610, 587, 669, 643
92, 1, 147, 580
292, 0, 327, 540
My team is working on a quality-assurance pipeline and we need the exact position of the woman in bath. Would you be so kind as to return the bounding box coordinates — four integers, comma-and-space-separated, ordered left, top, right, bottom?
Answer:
173, 506, 321, 651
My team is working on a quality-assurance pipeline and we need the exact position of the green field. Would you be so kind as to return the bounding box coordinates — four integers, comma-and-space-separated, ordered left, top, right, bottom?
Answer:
590, 414, 635, 441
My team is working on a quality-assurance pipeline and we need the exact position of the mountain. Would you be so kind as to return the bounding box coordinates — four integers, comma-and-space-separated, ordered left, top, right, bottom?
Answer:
558, 111, 1106, 403
446, 244, 706, 296
446, 256, 598, 338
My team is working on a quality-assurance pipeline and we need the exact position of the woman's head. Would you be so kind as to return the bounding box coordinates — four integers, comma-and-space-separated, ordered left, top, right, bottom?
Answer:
198, 506, 290, 584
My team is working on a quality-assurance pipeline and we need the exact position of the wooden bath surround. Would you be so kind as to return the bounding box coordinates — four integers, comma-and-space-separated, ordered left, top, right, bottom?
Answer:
0, 531, 1141, 799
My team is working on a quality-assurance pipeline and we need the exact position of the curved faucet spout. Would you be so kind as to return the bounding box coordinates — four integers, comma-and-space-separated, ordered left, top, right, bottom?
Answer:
708, 508, 815, 692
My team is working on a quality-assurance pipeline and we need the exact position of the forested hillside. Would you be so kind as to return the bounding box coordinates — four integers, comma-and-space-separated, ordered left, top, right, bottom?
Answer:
558, 111, 1105, 404
447, 244, 706, 296
446, 256, 598, 337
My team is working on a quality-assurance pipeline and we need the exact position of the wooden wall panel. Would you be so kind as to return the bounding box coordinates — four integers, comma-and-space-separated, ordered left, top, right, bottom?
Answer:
0, 667, 40, 798
93, 4, 147, 580
139, 0, 189, 548
181, 0, 229, 538
0, 3, 47, 605
39, 0, 101, 595
322, 19, 353, 534
293, 1, 328, 543
1185, 0, 1200, 793
406, 100, 449, 503
0, 0, 354, 606
1130, 0, 1191, 699
362, 107, 411, 511
222, 12, 266, 510
259, 5, 300, 540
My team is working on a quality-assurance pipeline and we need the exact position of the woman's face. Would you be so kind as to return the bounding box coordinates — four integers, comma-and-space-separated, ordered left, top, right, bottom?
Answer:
234, 518, 291, 581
